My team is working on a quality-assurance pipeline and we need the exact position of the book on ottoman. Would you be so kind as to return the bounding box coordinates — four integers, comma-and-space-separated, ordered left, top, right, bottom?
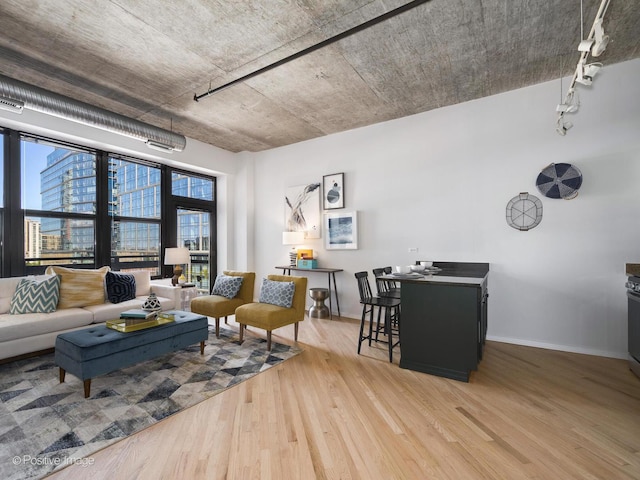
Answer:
120, 309, 156, 319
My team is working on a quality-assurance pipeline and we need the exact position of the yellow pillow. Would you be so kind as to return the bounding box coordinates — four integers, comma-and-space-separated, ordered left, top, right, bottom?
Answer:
45, 266, 110, 309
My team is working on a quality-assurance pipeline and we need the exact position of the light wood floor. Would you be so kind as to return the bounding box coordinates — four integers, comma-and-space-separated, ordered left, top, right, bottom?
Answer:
49, 314, 640, 480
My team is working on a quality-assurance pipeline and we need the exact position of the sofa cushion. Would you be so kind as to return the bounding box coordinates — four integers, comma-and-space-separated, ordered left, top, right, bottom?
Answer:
0, 277, 30, 314
211, 274, 243, 299
258, 278, 295, 308
128, 270, 151, 297
0, 308, 94, 342
105, 271, 136, 303
10, 275, 61, 314
45, 266, 110, 309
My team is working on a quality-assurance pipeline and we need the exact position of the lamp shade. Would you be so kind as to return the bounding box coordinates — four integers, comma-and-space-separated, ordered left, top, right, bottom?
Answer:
164, 247, 190, 265
282, 231, 305, 245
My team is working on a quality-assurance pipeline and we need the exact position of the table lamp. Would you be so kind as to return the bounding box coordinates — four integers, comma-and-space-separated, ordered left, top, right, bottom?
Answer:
282, 231, 305, 266
164, 247, 190, 285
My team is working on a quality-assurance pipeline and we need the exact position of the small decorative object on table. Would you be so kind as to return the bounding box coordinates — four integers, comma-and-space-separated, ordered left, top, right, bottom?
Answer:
142, 292, 162, 311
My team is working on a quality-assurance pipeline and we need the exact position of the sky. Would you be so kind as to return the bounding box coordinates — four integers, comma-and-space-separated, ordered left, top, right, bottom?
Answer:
21, 141, 53, 210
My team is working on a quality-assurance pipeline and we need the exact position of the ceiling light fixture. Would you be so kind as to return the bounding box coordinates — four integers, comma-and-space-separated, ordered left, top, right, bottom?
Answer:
555, 0, 611, 136
591, 18, 610, 56
575, 62, 603, 86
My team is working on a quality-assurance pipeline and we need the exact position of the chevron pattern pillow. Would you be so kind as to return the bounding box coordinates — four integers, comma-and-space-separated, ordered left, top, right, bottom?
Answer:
105, 271, 136, 303
10, 275, 61, 314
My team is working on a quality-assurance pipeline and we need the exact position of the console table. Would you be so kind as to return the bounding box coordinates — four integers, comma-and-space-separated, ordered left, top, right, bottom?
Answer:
275, 266, 342, 319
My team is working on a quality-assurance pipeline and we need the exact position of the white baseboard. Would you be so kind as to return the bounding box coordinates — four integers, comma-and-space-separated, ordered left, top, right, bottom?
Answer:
486, 335, 627, 360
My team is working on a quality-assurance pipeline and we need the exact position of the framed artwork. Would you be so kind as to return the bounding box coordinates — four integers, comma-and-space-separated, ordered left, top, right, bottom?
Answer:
325, 211, 358, 250
285, 183, 321, 238
322, 172, 344, 210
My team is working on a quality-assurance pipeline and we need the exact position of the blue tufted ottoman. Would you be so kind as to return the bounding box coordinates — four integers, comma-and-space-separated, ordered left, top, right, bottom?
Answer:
55, 310, 208, 398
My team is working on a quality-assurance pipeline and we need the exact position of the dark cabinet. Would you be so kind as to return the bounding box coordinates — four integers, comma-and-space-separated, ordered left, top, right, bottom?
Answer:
397, 262, 489, 382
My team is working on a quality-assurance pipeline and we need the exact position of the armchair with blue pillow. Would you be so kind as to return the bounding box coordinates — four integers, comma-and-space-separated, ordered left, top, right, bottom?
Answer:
190, 271, 256, 338
235, 274, 307, 350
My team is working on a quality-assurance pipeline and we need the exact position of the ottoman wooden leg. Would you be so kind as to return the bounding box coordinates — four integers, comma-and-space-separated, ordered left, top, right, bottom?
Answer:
83, 379, 91, 398
200, 340, 205, 354
59, 368, 66, 383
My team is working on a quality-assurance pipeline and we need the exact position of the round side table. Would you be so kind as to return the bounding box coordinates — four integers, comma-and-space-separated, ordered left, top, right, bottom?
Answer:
309, 288, 330, 319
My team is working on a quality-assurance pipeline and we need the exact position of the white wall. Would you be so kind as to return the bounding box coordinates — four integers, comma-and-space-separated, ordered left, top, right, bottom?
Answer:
249, 59, 640, 359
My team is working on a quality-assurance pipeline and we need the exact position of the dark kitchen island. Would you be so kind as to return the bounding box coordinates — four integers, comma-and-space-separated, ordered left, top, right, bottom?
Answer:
384, 262, 489, 382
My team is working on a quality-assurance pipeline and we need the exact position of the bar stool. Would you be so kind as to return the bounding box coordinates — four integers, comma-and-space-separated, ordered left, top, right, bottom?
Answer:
354, 271, 401, 362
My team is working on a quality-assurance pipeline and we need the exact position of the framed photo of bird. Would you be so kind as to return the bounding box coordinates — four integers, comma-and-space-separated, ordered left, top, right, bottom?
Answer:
285, 183, 321, 238
322, 173, 344, 210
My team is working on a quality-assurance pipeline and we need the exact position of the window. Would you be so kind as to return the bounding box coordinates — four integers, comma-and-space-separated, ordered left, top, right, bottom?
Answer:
172, 172, 213, 200
21, 137, 97, 268
109, 157, 162, 275
0, 129, 216, 282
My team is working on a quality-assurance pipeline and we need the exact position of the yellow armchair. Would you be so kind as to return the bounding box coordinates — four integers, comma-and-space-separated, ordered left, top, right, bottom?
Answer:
190, 271, 255, 338
235, 274, 307, 350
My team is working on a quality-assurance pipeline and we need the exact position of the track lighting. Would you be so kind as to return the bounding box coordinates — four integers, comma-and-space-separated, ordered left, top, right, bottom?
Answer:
556, 116, 573, 136
575, 62, 602, 86
591, 18, 609, 56
556, 88, 580, 114
555, 0, 610, 136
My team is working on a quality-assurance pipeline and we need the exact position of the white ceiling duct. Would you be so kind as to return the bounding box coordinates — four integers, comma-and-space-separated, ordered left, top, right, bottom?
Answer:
0, 73, 185, 152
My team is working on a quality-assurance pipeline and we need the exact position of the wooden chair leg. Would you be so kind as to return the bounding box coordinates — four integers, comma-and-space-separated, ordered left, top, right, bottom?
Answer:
239, 323, 244, 343
267, 331, 272, 351
294, 322, 299, 341
224, 315, 228, 324
200, 340, 205, 354
215, 318, 220, 338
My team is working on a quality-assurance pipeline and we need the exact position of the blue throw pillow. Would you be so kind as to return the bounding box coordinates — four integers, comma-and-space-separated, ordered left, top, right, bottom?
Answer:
258, 278, 295, 308
10, 275, 60, 314
212, 274, 243, 299
105, 271, 136, 304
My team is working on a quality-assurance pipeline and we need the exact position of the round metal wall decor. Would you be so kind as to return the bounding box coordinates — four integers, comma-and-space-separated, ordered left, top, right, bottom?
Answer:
536, 163, 582, 200
506, 192, 543, 231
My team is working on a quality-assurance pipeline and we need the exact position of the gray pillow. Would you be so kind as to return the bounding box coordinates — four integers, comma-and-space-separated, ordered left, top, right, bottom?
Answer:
212, 274, 243, 299
10, 276, 60, 314
258, 278, 295, 308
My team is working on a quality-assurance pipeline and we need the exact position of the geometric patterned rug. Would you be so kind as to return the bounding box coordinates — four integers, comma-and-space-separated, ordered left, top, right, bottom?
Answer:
0, 325, 301, 480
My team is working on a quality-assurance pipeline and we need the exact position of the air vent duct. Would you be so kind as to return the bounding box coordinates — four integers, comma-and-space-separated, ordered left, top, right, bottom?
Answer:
0, 96, 24, 113
0, 74, 185, 152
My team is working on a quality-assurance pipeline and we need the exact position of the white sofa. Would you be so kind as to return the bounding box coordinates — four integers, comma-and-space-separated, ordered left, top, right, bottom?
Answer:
0, 270, 180, 362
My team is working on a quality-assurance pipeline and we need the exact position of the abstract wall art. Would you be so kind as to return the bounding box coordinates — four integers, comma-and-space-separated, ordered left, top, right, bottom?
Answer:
285, 183, 321, 238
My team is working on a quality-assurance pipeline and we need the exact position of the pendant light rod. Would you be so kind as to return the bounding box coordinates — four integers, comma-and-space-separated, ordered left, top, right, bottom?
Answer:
194, 0, 432, 102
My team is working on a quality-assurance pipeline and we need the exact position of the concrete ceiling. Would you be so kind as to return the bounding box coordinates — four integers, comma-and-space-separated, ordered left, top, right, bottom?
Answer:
0, 0, 638, 153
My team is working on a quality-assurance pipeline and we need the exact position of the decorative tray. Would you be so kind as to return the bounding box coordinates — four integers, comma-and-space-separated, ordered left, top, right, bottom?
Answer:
106, 312, 175, 332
